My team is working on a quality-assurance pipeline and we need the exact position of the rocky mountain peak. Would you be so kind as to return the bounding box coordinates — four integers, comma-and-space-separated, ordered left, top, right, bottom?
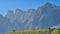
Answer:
5, 10, 14, 18
8, 10, 14, 14
37, 3, 53, 11
45, 2, 52, 6
28, 9, 36, 13
15, 8, 23, 14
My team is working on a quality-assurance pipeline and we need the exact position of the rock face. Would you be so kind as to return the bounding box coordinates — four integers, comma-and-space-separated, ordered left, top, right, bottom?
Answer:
0, 3, 60, 34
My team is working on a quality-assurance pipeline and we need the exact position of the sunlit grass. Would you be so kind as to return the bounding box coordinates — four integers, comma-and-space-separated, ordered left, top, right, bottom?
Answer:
6, 30, 48, 34
51, 30, 60, 34
6, 29, 60, 34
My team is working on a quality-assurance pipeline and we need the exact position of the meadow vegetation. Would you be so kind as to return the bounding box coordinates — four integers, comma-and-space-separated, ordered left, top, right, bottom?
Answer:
6, 30, 60, 34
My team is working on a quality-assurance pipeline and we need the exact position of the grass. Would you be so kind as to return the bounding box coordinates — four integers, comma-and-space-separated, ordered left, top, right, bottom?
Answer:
6, 30, 47, 34
51, 30, 60, 34
6, 29, 60, 34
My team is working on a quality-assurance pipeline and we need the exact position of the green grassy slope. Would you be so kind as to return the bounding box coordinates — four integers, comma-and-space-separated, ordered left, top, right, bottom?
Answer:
6, 30, 60, 34
6, 30, 47, 34
51, 30, 60, 34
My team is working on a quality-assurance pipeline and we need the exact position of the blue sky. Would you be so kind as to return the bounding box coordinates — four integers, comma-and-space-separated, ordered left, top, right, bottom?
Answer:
0, 0, 60, 16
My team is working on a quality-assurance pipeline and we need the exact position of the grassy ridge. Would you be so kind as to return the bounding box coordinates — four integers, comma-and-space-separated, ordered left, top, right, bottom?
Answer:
6, 30, 60, 34
6, 30, 47, 34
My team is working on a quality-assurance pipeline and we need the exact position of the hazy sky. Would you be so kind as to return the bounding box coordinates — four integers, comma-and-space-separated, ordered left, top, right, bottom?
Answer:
0, 0, 60, 16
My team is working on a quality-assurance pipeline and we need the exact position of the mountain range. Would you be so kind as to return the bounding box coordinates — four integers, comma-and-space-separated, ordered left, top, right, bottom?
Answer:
0, 3, 60, 34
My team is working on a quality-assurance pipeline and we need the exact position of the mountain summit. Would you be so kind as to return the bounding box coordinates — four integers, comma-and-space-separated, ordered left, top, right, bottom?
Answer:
45, 3, 52, 6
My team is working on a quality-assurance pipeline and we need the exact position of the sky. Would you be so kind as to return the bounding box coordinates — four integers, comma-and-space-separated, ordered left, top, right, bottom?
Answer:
0, 0, 60, 16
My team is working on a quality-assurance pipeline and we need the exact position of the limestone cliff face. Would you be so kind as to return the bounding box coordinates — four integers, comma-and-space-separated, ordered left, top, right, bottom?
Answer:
0, 3, 60, 34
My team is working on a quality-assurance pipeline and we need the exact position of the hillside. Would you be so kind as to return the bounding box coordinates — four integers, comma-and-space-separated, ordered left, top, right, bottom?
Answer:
6, 30, 60, 34
6, 30, 47, 34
